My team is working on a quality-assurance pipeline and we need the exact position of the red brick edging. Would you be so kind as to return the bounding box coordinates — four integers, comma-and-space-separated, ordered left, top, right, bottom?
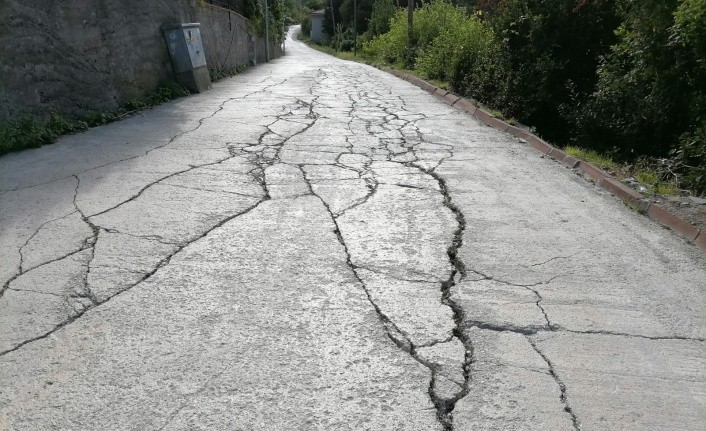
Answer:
376, 66, 705, 253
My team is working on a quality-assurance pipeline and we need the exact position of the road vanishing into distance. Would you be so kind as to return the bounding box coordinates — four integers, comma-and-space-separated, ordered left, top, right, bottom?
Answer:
1, 28, 704, 430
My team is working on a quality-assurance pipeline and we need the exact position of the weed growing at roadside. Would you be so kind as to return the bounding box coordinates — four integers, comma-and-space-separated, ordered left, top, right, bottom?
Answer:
564, 146, 617, 171
566, 146, 684, 196
0, 81, 190, 156
0, 111, 89, 155
124, 81, 190, 111
210, 65, 249, 82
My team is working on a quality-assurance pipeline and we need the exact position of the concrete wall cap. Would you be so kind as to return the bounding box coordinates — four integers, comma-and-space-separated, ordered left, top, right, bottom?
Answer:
162, 23, 202, 30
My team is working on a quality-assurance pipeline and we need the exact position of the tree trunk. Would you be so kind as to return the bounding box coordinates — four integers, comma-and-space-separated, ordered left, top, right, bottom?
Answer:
407, 0, 414, 67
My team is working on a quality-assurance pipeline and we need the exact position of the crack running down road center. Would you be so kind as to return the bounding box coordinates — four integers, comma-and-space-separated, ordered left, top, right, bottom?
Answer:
1, 27, 704, 430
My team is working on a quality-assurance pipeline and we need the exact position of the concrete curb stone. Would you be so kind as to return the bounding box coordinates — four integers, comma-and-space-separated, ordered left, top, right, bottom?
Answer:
454, 98, 477, 115
646, 204, 701, 242
695, 231, 706, 250
528, 136, 553, 155
577, 161, 611, 182
433, 88, 449, 99
443, 93, 461, 105
377, 67, 706, 253
407, 75, 436, 93
548, 148, 580, 168
598, 178, 644, 207
505, 125, 531, 141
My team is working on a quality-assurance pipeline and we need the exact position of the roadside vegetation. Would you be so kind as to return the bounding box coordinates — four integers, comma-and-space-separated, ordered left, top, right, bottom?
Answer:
0, 82, 189, 156
1, 0, 289, 158
297, 0, 706, 196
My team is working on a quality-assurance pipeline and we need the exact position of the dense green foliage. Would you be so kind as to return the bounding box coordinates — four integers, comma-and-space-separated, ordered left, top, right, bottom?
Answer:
244, 0, 287, 38
363, 1, 471, 65
361, 9, 408, 63
0, 113, 85, 156
355, 0, 706, 194
363, 0, 396, 40
567, 0, 706, 192
480, 0, 619, 142
416, 8, 497, 87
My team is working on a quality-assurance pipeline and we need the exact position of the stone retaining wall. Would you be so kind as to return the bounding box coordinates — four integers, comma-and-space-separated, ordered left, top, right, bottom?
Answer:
199, 5, 284, 71
0, 0, 282, 123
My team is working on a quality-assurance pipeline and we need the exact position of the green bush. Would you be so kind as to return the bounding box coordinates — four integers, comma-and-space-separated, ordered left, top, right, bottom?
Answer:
363, 0, 396, 40
341, 0, 706, 193
363, 0, 467, 65
331, 23, 357, 51
0, 117, 49, 155
300, 13, 312, 37
417, 11, 497, 86
83, 111, 117, 127
413, 0, 461, 53
570, 0, 681, 155
566, 0, 705, 193
476, 0, 619, 142
362, 9, 408, 64
0, 111, 89, 156
673, 0, 706, 59
673, 126, 706, 195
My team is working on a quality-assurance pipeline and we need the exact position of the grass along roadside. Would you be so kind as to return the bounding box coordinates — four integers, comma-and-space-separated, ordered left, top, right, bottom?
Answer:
0, 81, 190, 157
209, 64, 249, 82
303, 38, 366, 62
564, 146, 682, 196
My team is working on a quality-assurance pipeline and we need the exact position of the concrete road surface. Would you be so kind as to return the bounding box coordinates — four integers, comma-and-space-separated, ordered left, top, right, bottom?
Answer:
1, 28, 704, 430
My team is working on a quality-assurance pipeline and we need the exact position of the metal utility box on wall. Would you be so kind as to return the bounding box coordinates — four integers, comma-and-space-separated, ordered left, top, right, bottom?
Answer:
162, 23, 211, 93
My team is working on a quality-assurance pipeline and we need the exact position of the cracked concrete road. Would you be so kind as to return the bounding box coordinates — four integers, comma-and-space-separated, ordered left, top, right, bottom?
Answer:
1, 28, 705, 430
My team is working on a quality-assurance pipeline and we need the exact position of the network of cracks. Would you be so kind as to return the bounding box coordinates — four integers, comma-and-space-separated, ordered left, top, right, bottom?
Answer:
0, 65, 610, 430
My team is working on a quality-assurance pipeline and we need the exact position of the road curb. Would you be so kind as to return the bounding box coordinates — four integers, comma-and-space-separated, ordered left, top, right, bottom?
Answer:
376, 65, 705, 253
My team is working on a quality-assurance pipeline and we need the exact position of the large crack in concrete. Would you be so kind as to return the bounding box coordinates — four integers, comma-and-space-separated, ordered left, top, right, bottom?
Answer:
409, 167, 473, 429
72, 175, 100, 308
0, 79, 317, 356
467, 268, 562, 331
459, 262, 704, 431
527, 336, 582, 431
0, 195, 271, 357
2, 59, 500, 430
1, 108, 217, 197
462, 268, 706, 342
301, 165, 460, 428
464, 319, 706, 342
365, 81, 475, 428
286, 66, 477, 430
0, 88, 275, 301
386, 104, 466, 429
457, 268, 586, 429
86, 154, 237, 218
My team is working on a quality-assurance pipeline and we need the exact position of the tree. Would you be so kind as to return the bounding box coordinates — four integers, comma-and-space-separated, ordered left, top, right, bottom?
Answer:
572, 0, 701, 156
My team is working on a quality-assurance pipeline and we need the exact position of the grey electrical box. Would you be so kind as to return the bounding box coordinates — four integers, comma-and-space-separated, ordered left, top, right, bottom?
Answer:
162, 23, 211, 93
